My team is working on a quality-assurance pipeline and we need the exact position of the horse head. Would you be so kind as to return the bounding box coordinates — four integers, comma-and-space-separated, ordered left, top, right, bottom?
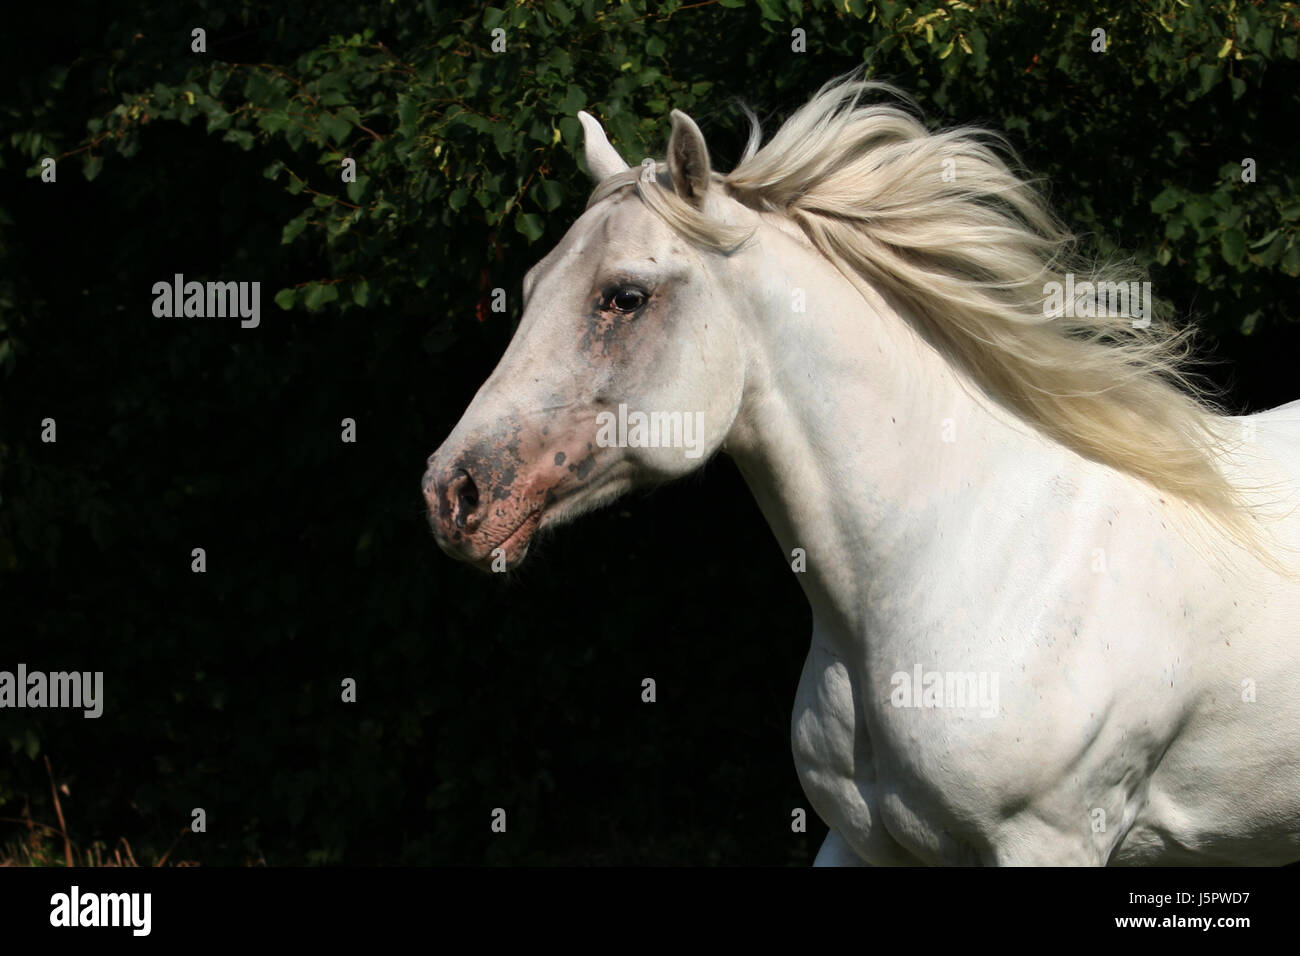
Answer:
423, 109, 753, 570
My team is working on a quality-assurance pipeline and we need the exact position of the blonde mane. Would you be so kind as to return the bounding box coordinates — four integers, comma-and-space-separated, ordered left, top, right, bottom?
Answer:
588, 75, 1270, 555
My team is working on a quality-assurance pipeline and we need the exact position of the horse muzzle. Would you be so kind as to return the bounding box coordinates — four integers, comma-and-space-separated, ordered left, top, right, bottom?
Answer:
422, 451, 548, 570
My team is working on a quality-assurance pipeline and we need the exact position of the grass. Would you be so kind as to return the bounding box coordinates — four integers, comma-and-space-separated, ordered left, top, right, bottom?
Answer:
0, 755, 197, 867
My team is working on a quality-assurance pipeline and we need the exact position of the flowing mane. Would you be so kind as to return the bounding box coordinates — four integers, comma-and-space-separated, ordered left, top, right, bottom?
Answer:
588, 75, 1260, 545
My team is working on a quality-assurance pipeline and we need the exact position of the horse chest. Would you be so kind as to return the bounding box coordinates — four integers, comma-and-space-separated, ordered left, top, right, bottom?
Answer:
791, 638, 961, 864
790, 607, 1140, 865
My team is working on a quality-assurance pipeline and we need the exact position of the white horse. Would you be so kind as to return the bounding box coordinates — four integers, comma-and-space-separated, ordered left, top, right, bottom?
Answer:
424, 77, 1300, 865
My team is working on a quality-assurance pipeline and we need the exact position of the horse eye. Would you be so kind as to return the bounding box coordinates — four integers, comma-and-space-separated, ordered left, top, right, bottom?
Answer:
606, 288, 648, 314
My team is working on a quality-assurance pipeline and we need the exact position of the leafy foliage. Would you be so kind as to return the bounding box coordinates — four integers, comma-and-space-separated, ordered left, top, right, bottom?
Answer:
1, 0, 1297, 863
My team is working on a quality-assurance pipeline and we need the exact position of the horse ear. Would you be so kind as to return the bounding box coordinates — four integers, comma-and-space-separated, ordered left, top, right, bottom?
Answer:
668, 109, 711, 208
577, 110, 629, 182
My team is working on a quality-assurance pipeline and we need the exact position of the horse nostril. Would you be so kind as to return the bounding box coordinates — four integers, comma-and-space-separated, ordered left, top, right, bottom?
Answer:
448, 468, 481, 530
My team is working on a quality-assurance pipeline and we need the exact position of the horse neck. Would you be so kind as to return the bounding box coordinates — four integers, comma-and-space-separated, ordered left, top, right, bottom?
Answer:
724, 229, 1068, 641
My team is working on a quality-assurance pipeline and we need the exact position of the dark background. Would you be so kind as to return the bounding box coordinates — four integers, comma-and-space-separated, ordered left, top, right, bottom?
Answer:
1, 0, 1297, 864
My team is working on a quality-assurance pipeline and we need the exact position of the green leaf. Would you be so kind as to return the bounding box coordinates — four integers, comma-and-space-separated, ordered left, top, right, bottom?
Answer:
281, 211, 310, 244
967, 27, 989, 71
1150, 187, 1182, 214
223, 129, 254, 151
558, 115, 580, 145
1183, 195, 1213, 225
346, 175, 370, 204
258, 110, 289, 134
83, 154, 103, 181
397, 94, 418, 133
320, 114, 352, 144
545, 0, 575, 25
534, 179, 564, 212
1220, 229, 1246, 266
206, 107, 232, 133
515, 211, 545, 242
558, 84, 586, 115
1197, 64, 1220, 95
352, 280, 370, 307
274, 288, 297, 310
492, 123, 516, 157
1249, 229, 1279, 249
303, 282, 340, 310
528, 118, 552, 145
1281, 243, 1300, 278
1254, 24, 1273, 57
1251, 235, 1285, 268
